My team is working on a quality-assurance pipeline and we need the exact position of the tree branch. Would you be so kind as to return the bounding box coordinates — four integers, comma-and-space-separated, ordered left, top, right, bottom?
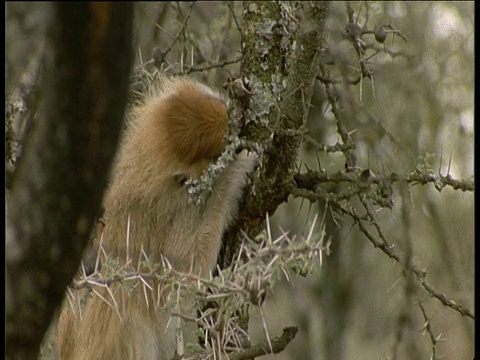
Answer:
229, 326, 299, 360
288, 184, 475, 320
293, 169, 474, 193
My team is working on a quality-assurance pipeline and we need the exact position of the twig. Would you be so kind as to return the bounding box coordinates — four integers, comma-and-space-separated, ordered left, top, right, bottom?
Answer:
184, 57, 241, 74
418, 301, 439, 360
292, 169, 474, 193
229, 326, 298, 360
288, 184, 475, 320
413, 267, 474, 320
158, 2, 195, 64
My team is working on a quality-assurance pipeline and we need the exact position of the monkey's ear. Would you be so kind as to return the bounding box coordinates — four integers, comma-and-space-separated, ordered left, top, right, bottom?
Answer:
173, 172, 189, 185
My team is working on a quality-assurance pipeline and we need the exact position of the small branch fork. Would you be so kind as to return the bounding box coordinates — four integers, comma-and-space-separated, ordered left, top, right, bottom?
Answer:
288, 178, 474, 320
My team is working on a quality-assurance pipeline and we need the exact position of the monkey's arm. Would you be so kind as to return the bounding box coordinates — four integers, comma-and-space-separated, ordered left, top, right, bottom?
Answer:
193, 150, 258, 274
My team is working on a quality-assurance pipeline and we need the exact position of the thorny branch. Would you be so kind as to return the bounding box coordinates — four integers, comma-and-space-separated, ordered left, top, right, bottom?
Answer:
413, 268, 474, 319
288, 183, 474, 320
66, 217, 327, 358
318, 62, 357, 169
154, 1, 195, 66
293, 169, 474, 193
418, 301, 440, 360
314, 4, 473, 327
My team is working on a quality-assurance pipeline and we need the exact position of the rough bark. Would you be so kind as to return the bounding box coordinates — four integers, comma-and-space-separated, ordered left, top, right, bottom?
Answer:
221, 0, 329, 265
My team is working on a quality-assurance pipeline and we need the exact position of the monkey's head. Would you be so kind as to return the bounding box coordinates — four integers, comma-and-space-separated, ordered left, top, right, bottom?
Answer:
160, 80, 228, 165
123, 77, 229, 182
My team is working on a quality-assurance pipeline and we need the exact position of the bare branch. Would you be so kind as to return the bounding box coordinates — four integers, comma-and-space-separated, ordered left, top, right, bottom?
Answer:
288, 184, 474, 320
418, 301, 439, 360
413, 268, 474, 320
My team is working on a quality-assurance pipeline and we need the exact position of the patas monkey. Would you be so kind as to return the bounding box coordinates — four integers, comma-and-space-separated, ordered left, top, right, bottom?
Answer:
57, 76, 258, 359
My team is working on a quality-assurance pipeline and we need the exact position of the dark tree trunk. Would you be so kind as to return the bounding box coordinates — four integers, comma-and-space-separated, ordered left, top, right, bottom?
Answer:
6, 3, 134, 358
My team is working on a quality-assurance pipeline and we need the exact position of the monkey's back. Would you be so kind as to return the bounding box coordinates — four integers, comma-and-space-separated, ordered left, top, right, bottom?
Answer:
58, 76, 256, 359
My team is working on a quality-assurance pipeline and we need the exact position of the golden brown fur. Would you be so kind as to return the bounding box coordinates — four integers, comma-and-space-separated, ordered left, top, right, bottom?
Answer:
57, 76, 257, 360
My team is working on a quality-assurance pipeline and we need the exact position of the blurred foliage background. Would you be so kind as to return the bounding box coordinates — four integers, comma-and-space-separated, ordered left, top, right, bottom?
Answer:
6, 2, 473, 359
